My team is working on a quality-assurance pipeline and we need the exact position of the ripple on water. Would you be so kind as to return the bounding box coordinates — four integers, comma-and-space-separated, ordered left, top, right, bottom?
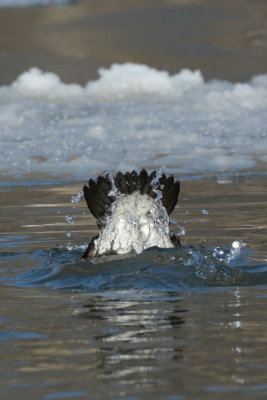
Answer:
1, 241, 267, 291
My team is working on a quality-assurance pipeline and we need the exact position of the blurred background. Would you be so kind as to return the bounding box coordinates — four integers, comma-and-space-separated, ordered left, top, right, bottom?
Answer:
0, 0, 267, 85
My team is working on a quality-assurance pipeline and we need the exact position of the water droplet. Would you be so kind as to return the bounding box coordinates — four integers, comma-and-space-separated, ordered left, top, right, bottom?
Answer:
170, 218, 185, 236
231, 240, 246, 254
178, 226, 186, 236
71, 190, 83, 204
225, 240, 246, 262
65, 229, 72, 238
202, 209, 209, 215
150, 168, 167, 202
65, 215, 74, 224
232, 240, 246, 250
107, 172, 120, 198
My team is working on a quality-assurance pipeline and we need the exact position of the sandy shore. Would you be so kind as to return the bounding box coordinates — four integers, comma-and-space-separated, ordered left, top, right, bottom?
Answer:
0, 0, 267, 85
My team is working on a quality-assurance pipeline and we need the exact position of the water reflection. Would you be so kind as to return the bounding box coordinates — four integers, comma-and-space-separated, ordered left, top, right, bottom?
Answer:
68, 286, 267, 397
1, 283, 267, 399
73, 293, 187, 381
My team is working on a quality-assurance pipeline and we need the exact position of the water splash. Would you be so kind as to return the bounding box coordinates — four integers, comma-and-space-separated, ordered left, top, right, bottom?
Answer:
94, 192, 172, 256
65, 229, 72, 238
65, 243, 88, 251
65, 215, 74, 224
150, 167, 164, 202
66, 243, 73, 251
71, 190, 83, 204
2, 241, 266, 290
107, 171, 120, 199
170, 218, 186, 236
227, 240, 247, 262
202, 209, 209, 215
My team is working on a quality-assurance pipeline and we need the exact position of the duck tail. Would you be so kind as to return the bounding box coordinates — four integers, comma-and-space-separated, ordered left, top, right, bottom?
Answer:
83, 169, 180, 221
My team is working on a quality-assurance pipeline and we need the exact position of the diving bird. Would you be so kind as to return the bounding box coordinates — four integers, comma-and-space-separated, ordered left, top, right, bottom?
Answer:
82, 169, 181, 259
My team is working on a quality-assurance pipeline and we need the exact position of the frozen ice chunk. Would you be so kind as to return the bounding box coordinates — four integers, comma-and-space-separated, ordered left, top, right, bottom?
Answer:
11, 68, 83, 100
0, 63, 267, 178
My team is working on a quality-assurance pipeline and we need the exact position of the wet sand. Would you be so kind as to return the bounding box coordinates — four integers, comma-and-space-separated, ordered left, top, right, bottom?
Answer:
0, 0, 267, 85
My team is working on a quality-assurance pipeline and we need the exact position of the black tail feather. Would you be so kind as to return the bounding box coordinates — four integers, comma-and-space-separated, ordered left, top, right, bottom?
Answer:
138, 168, 149, 194
161, 177, 180, 215
83, 169, 180, 222
115, 172, 128, 194
83, 176, 113, 220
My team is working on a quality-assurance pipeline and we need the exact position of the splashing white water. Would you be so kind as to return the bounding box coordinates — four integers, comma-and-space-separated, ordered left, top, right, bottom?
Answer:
107, 172, 120, 198
150, 168, 164, 202
94, 192, 173, 256
227, 240, 247, 262
211, 240, 246, 264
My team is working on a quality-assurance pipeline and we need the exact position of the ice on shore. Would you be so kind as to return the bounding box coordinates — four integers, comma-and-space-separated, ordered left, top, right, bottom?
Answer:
0, 63, 267, 178
0, 0, 73, 7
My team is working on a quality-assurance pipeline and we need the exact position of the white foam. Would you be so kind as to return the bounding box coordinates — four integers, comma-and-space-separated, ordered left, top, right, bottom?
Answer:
0, 63, 267, 178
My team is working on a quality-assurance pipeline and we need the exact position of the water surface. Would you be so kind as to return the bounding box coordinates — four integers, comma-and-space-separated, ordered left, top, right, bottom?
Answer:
1, 176, 267, 399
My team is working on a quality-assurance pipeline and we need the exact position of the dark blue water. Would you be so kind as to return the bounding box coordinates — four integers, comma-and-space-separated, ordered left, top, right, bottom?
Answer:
1, 244, 266, 291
